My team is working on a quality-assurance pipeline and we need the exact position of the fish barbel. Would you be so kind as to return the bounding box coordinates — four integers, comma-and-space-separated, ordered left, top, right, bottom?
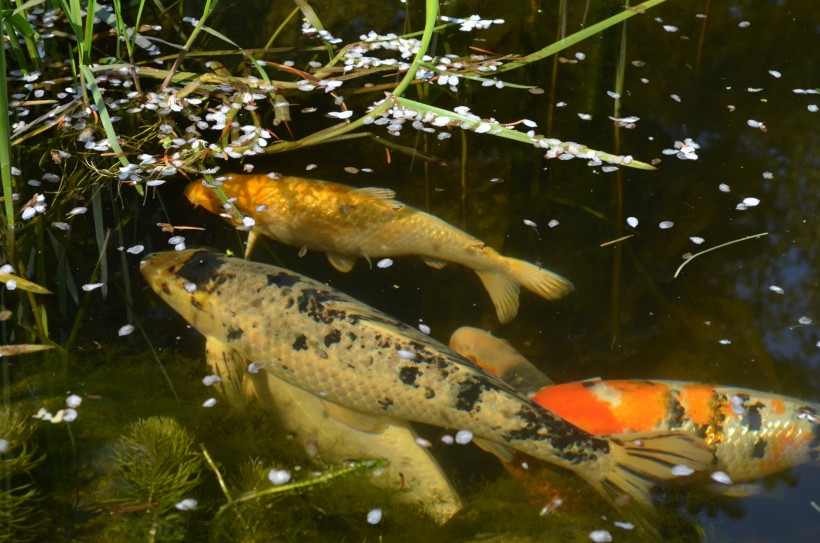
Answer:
185, 174, 573, 323
450, 326, 820, 484
141, 250, 712, 511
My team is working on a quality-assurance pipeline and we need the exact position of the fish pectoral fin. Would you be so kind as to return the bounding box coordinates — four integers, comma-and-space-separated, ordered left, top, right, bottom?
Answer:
327, 253, 356, 272
321, 400, 390, 434
244, 231, 260, 259
205, 337, 251, 408
472, 437, 515, 464
422, 257, 448, 270
475, 270, 521, 324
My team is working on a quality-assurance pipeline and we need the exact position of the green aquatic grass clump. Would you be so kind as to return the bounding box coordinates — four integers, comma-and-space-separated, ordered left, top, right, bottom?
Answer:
211, 457, 439, 543
0, 407, 46, 543
97, 416, 203, 543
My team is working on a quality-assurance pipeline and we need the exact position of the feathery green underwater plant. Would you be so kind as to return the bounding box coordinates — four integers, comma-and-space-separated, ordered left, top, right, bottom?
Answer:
96, 416, 202, 543
0, 406, 45, 543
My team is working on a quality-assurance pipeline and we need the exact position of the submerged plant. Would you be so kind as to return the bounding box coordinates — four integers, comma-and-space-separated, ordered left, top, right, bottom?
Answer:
0, 406, 45, 543
98, 416, 202, 542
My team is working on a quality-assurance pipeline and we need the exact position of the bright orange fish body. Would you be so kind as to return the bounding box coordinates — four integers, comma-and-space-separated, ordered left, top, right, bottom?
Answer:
185, 174, 573, 323
451, 327, 820, 485
534, 380, 819, 484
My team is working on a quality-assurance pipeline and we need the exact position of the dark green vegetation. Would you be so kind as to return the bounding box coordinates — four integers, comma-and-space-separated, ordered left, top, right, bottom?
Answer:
1, 0, 817, 541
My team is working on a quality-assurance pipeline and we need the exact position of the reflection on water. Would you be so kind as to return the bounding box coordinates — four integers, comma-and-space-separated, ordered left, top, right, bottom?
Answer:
3, 0, 817, 541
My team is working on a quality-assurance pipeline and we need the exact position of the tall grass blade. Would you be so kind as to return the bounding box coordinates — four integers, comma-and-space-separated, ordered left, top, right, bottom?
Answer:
0, 26, 15, 238
495, 0, 668, 74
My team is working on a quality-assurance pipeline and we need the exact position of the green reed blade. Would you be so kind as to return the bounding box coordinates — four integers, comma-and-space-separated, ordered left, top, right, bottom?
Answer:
0, 33, 14, 239
495, 0, 669, 74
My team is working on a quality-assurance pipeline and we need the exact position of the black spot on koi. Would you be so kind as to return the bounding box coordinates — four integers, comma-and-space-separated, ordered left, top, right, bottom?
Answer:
292, 334, 308, 351
455, 377, 487, 413
324, 329, 342, 347
399, 366, 421, 387
177, 250, 224, 286
267, 272, 302, 288
742, 402, 765, 432
751, 438, 767, 459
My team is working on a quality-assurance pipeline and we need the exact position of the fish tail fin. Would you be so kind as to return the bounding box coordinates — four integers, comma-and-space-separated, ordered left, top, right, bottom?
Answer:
475, 270, 521, 323
590, 431, 713, 509
505, 257, 574, 303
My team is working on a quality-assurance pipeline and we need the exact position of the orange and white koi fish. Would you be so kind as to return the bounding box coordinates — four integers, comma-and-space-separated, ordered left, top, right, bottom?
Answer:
185, 174, 573, 323
450, 326, 820, 486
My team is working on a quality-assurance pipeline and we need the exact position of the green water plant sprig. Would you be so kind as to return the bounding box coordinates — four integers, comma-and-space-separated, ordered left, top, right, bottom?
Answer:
98, 417, 202, 542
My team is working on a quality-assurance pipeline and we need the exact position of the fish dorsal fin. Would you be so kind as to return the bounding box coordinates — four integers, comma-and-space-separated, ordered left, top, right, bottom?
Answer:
205, 337, 250, 408
350, 186, 396, 201
321, 399, 390, 434
472, 436, 515, 463
423, 257, 448, 270
349, 187, 402, 209
327, 253, 356, 272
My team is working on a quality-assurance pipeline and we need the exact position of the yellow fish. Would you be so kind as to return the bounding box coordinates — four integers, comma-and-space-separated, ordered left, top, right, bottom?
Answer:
141, 250, 713, 517
185, 174, 573, 323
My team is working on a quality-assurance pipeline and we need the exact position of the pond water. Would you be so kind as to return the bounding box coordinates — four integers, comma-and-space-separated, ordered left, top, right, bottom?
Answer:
1, 0, 817, 541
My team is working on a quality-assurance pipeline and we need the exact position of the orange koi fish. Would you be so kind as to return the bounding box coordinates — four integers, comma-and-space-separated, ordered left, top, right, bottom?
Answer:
450, 326, 820, 486
185, 174, 573, 323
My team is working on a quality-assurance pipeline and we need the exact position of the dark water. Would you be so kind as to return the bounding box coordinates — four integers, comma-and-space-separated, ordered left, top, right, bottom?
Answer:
3, 0, 818, 541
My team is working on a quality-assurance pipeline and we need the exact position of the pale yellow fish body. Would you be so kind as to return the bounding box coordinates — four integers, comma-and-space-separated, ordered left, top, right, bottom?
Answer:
141, 250, 713, 516
206, 338, 461, 522
185, 174, 574, 323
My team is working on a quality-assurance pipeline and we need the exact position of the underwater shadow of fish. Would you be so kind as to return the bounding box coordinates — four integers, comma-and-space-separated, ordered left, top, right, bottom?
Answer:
184, 174, 574, 323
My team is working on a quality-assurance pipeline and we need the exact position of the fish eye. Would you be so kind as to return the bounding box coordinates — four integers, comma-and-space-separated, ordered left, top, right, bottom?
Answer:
161, 283, 172, 294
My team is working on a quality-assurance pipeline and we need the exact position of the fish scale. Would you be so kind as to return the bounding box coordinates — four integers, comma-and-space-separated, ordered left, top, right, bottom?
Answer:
141, 249, 714, 516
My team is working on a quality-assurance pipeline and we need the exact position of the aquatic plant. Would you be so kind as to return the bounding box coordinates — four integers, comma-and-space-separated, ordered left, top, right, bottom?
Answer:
98, 416, 202, 542
0, 406, 45, 543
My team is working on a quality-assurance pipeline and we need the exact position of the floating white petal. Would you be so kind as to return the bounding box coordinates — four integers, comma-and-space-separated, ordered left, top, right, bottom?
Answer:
671, 465, 695, 476
589, 530, 613, 542
175, 499, 198, 511
268, 469, 291, 486
367, 508, 383, 525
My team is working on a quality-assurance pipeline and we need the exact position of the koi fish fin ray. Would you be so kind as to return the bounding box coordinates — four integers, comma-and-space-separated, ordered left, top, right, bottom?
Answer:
475, 270, 521, 323
321, 400, 390, 433
473, 437, 515, 463
592, 431, 713, 509
204, 337, 251, 408
244, 231, 261, 259
505, 257, 574, 301
350, 187, 401, 208
327, 253, 356, 272
423, 257, 448, 269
